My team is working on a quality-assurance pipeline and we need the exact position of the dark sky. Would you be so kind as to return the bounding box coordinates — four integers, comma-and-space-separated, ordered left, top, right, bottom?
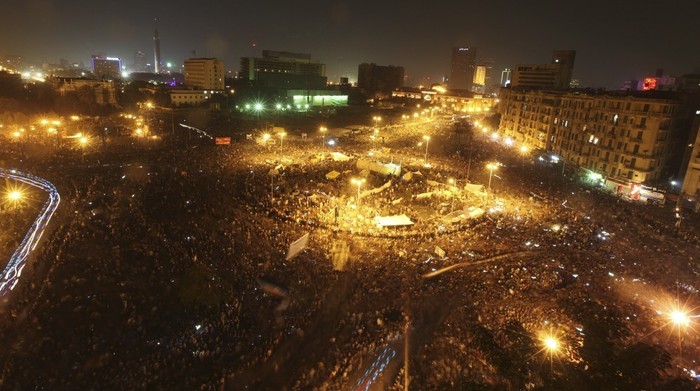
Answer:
2, 0, 699, 88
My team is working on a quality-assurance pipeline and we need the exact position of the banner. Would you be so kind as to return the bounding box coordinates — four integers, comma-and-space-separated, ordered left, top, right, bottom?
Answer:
330, 240, 350, 271
215, 137, 231, 145
285, 233, 309, 261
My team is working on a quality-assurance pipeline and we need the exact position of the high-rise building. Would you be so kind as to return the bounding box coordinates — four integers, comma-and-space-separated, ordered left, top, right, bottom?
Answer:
240, 50, 327, 89
498, 88, 685, 191
134, 51, 147, 72
511, 50, 576, 89
91, 56, 121, 79
449, 46, 476, 91
472, 65, 487, 93
184, 58, 225, 90
153, 29, 162, 73
551, 50, 576, 89
357, 63, 404, 95
501, 68, 512, 86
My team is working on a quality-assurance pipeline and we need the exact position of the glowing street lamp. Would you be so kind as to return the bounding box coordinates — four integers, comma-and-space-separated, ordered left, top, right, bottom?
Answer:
279, 131, 287, 150
372, 115, 382, 128
669, 309, 691, 328
79, 136, 89, 146
351, 178, 366, 205
6, 190, 23, 203
486, 162, 498, 191
520, 145, 529, 167
423, 135, 430, 163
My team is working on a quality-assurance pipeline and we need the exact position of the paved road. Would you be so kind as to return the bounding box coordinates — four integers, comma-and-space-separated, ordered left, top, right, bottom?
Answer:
0, 169, 60, 295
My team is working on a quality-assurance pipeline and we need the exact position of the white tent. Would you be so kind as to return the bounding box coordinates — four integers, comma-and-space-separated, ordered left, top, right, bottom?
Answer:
464, 183, 487, 198
375, 214, 414, 227
330, 152, 352, 162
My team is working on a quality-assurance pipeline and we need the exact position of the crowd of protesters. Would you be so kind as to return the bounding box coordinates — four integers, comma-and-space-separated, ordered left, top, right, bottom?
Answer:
0, 112, 697, 390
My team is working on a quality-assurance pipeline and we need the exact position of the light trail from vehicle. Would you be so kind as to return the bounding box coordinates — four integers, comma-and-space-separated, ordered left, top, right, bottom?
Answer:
0, 169, 60, 295
353, 345, 397, 391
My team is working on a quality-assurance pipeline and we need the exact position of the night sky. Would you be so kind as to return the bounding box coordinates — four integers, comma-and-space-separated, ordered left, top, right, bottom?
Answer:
2, 0, 700, 88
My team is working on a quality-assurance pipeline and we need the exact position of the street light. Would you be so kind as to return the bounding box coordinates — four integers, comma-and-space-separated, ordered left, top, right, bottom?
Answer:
279, 131, 286, 150
423, 135, 430, 163
372, 116, 382, 128
486, 162, 498, 191
520, 145, 529, 168
351, 178, 366, 205
448, 178, 458, 211
6, 190, 23, 202
319, 126, 327, 148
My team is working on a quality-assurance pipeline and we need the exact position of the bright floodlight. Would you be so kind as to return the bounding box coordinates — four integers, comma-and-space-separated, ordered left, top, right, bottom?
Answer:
262, 133, 271, 141
520, 145, 529, 153
7, 190, 23, 201
544, 336, 560, 352
670, 310, 691, 327
486, 162, 499, 171
254, 103, 264, 111
79, 136, 88, 145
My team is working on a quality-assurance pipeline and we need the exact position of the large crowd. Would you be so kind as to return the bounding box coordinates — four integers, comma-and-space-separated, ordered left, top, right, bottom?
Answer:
0, 112, 698, 390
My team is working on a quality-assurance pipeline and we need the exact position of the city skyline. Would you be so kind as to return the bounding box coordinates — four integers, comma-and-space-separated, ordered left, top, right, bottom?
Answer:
2, 0, 700, 88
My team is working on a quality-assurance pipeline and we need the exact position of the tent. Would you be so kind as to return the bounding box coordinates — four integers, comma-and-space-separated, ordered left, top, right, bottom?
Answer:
330, 152, 352, 162
326, 170, 341, 179
375, 214, 414, 227
464, 183, 487, 198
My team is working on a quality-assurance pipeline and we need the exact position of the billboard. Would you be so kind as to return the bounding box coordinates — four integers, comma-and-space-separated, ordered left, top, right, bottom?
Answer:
215, 137, 231, 145
642, 78, 657, 91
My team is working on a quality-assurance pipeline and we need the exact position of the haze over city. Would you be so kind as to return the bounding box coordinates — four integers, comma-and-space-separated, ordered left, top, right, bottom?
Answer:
2, 0, 700, 87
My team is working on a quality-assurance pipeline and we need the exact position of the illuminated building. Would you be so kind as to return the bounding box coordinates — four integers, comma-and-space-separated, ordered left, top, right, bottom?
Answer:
91, 56, 121, 80
391, 88, 495, 112
184, 58, 225, 90
449, 46, 476, 91
680, 112, 700, 210
170, 89, 211, 107
239, 50, 326, 89
52, 77, 117, 105
498, 88, 685, 192
511, 50, 576, 90
501, 68, 512, 86
357, 63, 404, 97
472, 65, 486, 93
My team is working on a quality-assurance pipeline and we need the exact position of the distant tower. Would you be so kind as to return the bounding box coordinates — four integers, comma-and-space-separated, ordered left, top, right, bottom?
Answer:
153, 28, 162, 73
449, 46, 477, 91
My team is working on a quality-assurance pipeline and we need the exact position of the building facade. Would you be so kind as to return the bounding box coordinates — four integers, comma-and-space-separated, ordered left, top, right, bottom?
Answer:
91, 56, 121, 80
511, 50, 576, 90
357, 63, 404, 96
239, 50, 326, 90
680, 112, 700, 208
184, 58, 225, 90
449, 46, 476, 91
498, 88, 684, 190
52, 77, 118, 105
